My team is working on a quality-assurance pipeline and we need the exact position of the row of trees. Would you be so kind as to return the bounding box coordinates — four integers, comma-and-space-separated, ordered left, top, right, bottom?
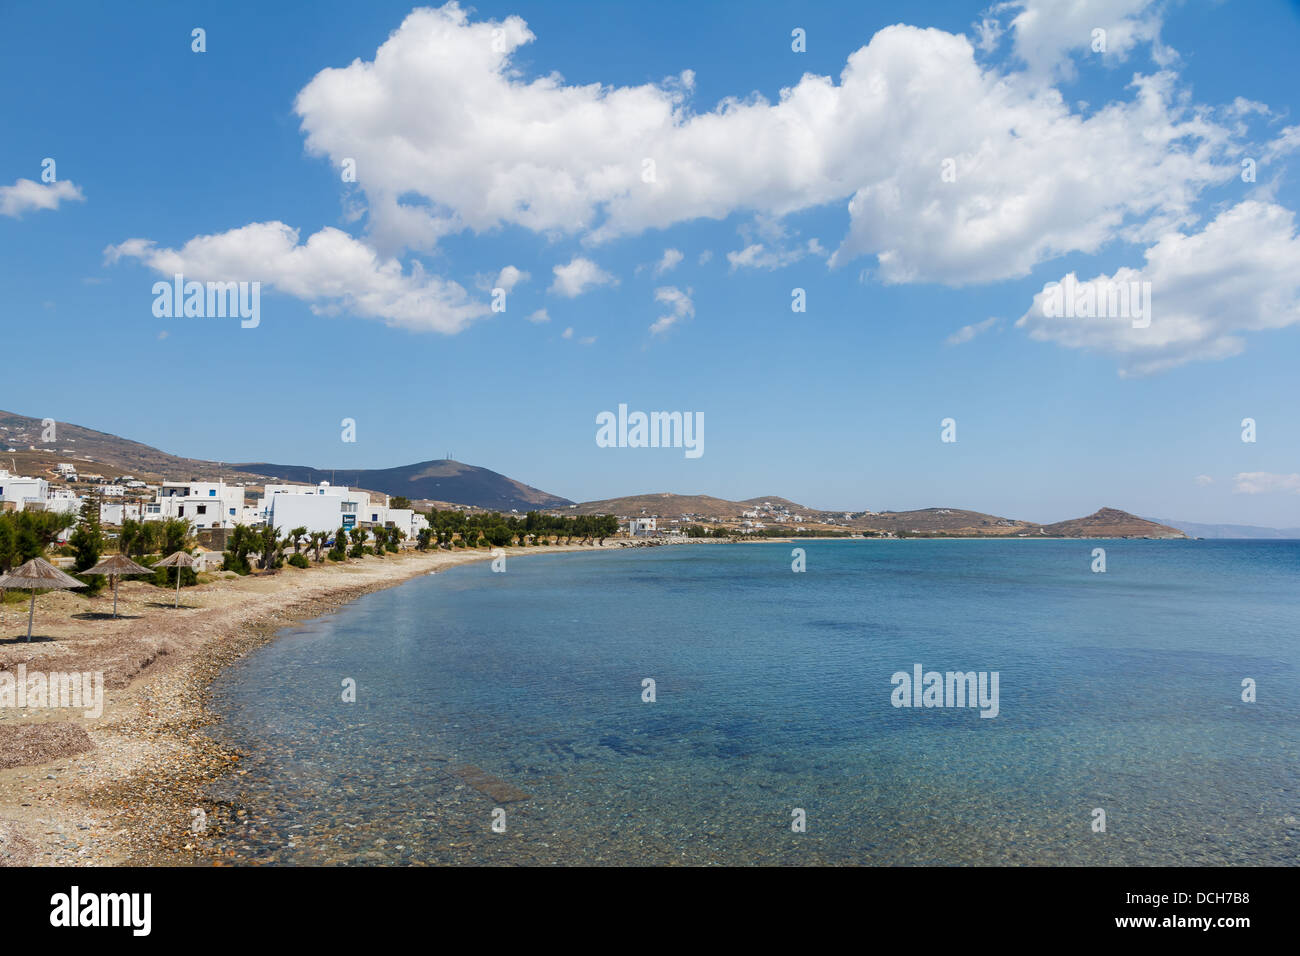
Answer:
1, 496, 199, 598
0, 510, 75, 572
413, 509, 620, 550
222, 522, 406, 574
69, 500, 198, 593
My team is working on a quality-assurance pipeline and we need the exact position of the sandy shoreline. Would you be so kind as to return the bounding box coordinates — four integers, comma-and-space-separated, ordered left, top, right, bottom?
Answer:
0, 543, 621, 866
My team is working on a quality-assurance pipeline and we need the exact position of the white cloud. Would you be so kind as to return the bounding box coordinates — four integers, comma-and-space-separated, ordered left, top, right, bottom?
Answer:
995, 0, 1169, 81
654, 248, 684, 275
0, 178, 84, 218
561, 326, 574, 339
105, 221, 487, 334
1233, 472, 1300, 495
945, 316, 1000, 345
727, 237, 825, 271
1016, 202, 1300, 376
1263, 125, 1300, 164
971, 17, 1004, 55
292, 4, 1243, 286
1194, 474, 1214, 486
493, 265, 528, 292
698, 250, 713, 265
550, 256, 616, 297
650, 285, 694, 335
527, 307, 549, 323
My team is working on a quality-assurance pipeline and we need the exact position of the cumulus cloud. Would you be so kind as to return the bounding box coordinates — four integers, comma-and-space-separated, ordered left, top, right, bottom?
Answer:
1193, 474, 1213, 486
1233, 472, 1300, 495
0, 178, 84, 218
945, 316, 1000, 345
994, 0, 1170, 81
550, 256, 616, 297
105, 221, 487, 334
292, 3, 1242, 286
650, 285, 694, 335
527, 307, 549, 323
493, 265, 528, 292
1016, 202, 1300, 375
654, 248, 684, 275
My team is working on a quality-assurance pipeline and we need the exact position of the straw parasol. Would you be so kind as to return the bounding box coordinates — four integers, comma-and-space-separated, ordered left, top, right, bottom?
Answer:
86, 553, 154, 618
0, 557, 86, 642
154, 551, 195, 608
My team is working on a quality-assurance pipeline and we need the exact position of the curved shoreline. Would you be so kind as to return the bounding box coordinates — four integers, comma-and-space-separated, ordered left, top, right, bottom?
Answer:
0, 544, 619, 866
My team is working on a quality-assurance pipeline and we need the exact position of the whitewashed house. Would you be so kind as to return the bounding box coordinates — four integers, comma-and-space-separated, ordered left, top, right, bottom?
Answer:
0, 469, 48, 511
146, 480, 247, 529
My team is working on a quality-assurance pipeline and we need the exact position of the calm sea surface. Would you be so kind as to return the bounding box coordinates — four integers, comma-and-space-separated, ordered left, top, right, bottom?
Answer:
207, 540, 1300, 865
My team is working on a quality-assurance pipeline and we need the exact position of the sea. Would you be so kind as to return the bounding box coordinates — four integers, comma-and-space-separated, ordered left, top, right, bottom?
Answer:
206, 539, 1300, 865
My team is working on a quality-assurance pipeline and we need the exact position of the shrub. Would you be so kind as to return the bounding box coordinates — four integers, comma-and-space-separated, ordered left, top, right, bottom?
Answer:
288, 553, 310, 569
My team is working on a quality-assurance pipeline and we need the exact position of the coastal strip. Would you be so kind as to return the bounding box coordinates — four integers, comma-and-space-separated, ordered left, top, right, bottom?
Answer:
0, 543, 619, 866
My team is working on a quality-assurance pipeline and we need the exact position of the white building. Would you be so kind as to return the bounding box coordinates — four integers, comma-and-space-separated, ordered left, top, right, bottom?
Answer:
266, 490, 347, 534
628, 517, 657, 536
262, 482, 384, 532
382, 507, 428, 542
100, 501, 143, 525
0, 469, 48, 511
145, 480, 247, 530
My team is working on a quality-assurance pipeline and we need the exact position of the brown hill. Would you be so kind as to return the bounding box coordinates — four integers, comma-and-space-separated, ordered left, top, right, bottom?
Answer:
1040, 508, 1186, 539
235, 459, 571, 513
859, 508, 1037, 535
570, 493, 748, 519
0, 410, 570, 512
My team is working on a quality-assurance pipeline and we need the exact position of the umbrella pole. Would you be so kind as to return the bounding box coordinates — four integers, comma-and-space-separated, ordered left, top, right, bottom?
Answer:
174, 568, 181, 609
27, 588, 36, 641
113, 575, 119, 618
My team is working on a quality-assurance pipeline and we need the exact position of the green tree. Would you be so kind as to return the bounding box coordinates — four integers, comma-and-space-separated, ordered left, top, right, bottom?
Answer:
69, 495, 106, 594
348, 525, 367, 559
327, 525, 348, 562
223, 524, 256, 574
258, 525, 284, 570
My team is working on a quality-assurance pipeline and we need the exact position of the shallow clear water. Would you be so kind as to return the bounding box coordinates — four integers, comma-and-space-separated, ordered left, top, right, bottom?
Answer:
207, 540, 1300, 865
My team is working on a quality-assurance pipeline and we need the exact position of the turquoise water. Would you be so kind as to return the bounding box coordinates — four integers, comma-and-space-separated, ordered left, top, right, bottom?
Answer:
207, 540, 1300, 865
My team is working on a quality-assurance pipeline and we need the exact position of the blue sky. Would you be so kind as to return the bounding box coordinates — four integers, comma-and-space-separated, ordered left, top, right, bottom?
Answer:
3, 0, 1299, 524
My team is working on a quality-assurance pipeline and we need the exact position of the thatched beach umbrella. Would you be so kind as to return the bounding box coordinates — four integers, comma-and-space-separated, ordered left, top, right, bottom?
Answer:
154, 551, 195, 608
86, 553, 154, 618
0, 558, 86, 642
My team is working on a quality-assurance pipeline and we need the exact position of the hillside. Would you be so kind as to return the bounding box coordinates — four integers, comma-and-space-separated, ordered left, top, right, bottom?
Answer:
570, 493, 756, 519
858, 508, 1037, 535
0, 410, 217, 479
0, 410, 571, 512
1039, 508, 1186, 539
570, 494, 1187, 539
233, 459, 571, 513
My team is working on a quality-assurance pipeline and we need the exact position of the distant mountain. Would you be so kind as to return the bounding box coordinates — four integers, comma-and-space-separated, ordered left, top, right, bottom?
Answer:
0, 410, 571, 512
0, 409, 217, 478
572, 496, 1187, 538
1146, 517, 1300, 539
1040, 508, 1186, 539
234, 459, 572, 513
571, 493, 760, 518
